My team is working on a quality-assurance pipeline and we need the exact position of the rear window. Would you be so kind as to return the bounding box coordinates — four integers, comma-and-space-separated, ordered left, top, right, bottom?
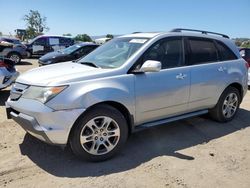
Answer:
187, 38, 218, 65
216, 41, 237, 61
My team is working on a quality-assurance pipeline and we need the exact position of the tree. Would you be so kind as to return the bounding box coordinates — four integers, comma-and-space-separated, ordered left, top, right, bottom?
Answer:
235, 40, 242, 47
0, 31, 2, 36
106, 34, 114, 39
23, 10, 49, 39
63, 33, 72, 36
74, 34, 92, 42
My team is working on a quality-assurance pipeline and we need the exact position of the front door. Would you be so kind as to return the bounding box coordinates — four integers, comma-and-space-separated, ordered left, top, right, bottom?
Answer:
134, 37, 190, 125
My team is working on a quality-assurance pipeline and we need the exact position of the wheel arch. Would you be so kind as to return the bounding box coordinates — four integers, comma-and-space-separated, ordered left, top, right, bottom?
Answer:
7, 51, 22, 57
226, 82, 243, 102
68, 101, 134, 144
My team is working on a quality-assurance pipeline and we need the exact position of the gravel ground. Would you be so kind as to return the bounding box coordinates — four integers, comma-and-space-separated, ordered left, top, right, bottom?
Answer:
0, 59, 250, 188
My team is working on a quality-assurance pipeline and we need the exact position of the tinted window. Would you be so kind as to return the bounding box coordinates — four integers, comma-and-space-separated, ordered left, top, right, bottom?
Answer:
140, 38, 183, 69
76, 46, 96, 56
59, 37, 73, 45
188, 38, 218, 65
33, 38, 47, 46
216, 41, 237, 61
245, 49, 250, 58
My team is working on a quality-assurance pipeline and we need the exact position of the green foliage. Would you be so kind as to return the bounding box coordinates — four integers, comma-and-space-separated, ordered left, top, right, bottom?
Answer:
233, 38, 250, 47
23, 10, 49, 39
63, 33, 72, 36
0, 31, 2, 36
74, 34, 92, 42
106, 34, 114, 39
241, 41, 250, 48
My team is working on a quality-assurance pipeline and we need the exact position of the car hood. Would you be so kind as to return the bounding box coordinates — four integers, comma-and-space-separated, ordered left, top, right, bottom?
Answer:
39, 51, 67, 62
16, 62, 112, 86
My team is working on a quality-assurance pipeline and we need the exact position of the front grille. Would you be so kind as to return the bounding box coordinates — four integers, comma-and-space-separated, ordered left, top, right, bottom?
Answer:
10, 82, 29, 101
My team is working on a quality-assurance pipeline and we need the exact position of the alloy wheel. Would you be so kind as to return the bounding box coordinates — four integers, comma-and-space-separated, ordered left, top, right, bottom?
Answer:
10, 54, 20, 63
79, 116, 120, 155
222, 93, 238, 118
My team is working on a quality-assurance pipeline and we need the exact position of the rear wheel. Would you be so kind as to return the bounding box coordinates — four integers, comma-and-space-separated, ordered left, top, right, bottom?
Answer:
70, 104, 128, 161
26, 51, 31, 58
209, 87, 240, 122
7, 52, 21, 64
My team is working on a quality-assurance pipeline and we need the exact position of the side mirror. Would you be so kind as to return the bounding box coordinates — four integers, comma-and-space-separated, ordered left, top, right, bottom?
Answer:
139, 60, 161, 72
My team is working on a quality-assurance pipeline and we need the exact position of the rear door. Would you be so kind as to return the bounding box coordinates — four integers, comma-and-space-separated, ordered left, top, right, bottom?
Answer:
186, 37, 229, 111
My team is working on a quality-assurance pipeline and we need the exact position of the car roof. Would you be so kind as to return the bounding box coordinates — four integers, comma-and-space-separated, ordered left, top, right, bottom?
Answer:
121, 31, 230, 40
0, 37, 20, 41
119, 29, 240, 58
120, 32, 162, 38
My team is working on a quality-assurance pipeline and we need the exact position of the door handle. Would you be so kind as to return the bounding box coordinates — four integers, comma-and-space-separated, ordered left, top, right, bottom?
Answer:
218, 67, 227, 72
176, 73, 187, 80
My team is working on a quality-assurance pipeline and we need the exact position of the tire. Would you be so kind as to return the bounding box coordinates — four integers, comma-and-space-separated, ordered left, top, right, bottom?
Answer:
7, 52, 21, 64
209, 86, 240, 122
69, 104, 128, 161
27, 51, 31, 58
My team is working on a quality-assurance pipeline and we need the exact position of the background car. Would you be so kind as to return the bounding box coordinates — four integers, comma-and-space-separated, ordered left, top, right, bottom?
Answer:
38, 42, 99, 65
240, 48, 250, 65
26, 35, 74, 58
0, 57, 19, 89
239, 48, 250, 87
0, 41, 27, 63
0, 37, 26, 48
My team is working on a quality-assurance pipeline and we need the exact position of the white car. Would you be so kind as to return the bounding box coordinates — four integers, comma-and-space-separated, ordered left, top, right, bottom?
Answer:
0, 58, 19, 89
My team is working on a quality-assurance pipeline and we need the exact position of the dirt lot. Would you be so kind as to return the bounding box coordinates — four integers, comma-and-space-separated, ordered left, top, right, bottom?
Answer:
0, 59, 250, 188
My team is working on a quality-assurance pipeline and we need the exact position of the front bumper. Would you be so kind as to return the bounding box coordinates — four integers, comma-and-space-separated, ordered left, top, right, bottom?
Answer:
6, 98, 85, 145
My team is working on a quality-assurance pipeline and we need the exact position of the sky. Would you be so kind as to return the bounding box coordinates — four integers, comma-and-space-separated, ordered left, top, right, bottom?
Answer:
0, 0, 250, 38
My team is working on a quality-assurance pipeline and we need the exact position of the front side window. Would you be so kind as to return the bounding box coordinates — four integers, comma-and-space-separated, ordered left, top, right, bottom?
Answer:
187, 38, 218, 65
136, 38, 183, 70
78, 37, 148, 68
33, 38, 47, 46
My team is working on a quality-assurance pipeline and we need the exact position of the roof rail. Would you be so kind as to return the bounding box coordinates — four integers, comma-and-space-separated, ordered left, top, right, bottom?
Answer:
170, 28, 229, 39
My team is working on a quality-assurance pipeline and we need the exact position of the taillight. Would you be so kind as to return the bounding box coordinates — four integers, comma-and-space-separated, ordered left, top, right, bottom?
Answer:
247, 59, 250, 66
245, 61, 249, 69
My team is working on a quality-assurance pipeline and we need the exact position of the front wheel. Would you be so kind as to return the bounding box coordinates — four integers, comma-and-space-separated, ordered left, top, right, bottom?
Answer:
209, 87, 240, 122
7, 52, 21, 64
69, 104, 128, 161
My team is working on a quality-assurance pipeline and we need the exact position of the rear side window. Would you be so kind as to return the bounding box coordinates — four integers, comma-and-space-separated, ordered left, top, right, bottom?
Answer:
187, 38, 218, 65
59, 37, 73, 45
216, 41, 237, 61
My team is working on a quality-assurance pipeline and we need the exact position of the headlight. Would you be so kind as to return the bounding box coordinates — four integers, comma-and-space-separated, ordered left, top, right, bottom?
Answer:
22, 86, 67, 103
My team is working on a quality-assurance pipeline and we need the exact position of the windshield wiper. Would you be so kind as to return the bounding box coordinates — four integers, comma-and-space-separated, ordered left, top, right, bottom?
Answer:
79, 61, 100, 68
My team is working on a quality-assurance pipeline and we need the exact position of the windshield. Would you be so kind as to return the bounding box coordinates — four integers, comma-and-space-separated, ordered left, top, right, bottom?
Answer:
78, 37, 148, 68
62, 44, 82, 54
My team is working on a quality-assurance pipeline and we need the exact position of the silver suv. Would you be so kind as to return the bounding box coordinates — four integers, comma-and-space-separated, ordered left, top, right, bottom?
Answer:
6, 29, 248, 161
